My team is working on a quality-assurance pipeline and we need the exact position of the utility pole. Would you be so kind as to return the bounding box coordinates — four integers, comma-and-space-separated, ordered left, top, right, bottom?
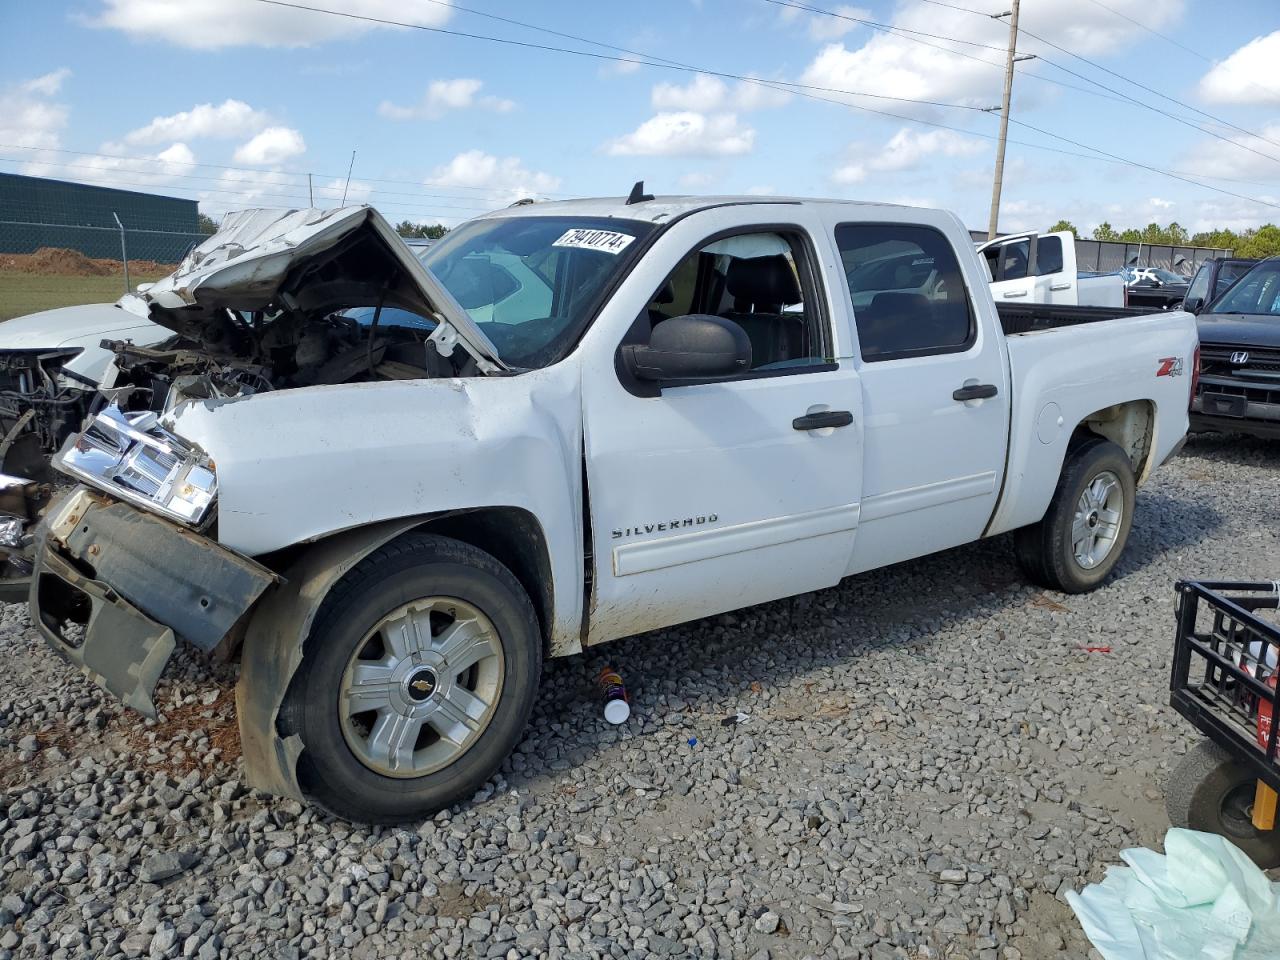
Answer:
987, 0, 1032, 241
308, 173, 314, 206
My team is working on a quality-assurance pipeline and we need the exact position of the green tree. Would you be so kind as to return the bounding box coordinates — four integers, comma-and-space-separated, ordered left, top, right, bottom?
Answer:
1092, 222, 1119, 241
395, 220, 449, 240
1047, 219, 1078, 237
1191, 228, 1240, 249
1236, 224, 1280, 258
1118, 228, 1142, 242
197, 213, 219, 235
1164, 222, 1189, 245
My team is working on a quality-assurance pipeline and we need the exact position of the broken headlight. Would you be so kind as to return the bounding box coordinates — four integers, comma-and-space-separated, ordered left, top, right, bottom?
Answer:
53, 404, 217, 526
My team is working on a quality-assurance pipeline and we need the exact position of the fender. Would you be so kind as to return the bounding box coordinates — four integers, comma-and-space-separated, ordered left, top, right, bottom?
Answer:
236, 516, 429, 800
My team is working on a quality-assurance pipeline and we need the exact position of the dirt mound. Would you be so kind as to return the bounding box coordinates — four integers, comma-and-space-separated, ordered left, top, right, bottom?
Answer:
0, 247, 177, 278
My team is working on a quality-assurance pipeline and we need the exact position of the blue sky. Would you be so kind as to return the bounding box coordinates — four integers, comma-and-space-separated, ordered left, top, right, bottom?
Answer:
2, 0, 1278, 235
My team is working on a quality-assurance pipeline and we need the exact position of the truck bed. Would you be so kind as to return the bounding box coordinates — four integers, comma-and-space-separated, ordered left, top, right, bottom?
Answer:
997, 302, 1165, 335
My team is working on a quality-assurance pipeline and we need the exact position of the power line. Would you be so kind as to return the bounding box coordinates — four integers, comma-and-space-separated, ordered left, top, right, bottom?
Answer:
0, 142, 567, 203
0, 155, 546, 208
0, 160, 500, 219
762, 0, 1134, 106
915, 0, 1280, 157
252, 0, 993, 113
1078, 0, 1280, 104
1075, 0, 1208, 62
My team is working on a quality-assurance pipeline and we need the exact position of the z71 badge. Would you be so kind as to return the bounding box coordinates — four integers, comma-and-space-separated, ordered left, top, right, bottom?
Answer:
1156, 357, 1184, 377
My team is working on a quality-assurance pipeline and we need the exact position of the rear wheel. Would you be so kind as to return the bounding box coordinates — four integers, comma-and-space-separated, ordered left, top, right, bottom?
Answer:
281, 533, 541, 823
1014, 437, 1135, 593
1166, 740, 1280, 869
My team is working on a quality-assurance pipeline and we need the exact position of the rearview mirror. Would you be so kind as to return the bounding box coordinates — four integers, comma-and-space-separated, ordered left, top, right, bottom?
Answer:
622, 314, 752, 382
1183, 296, 1204, 315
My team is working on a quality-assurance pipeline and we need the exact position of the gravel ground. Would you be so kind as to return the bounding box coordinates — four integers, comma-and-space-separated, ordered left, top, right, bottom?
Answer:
2, 434, 1278, 960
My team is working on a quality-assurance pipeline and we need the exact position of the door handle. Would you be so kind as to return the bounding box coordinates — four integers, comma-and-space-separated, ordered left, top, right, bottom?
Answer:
793, 410, 854, 431
1050, 282, 1072, 291
1002, 290, 1027, 298
953, 383, 998, 402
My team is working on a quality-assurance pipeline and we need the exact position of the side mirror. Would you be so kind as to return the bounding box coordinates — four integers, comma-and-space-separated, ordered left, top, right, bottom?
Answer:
622, 314, 752, 382
1184, 296, 1204, 315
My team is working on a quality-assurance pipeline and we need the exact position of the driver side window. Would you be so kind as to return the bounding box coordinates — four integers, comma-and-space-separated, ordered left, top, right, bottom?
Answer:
643, 230, 830, 372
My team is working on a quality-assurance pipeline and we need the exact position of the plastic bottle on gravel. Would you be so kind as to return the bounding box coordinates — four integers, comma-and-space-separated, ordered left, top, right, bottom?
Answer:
597, 666, 630, 724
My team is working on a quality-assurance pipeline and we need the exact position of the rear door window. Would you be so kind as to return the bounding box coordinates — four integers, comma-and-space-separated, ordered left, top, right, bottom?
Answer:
837, 224, 974, 361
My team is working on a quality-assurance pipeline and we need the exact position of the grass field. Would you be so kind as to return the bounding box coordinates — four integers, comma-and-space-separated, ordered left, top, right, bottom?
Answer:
0, 271, 171, 321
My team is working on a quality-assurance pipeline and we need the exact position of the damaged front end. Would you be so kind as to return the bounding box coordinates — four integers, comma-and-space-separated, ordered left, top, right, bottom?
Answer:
0, 348, 91, 479
31, 486, 275, 716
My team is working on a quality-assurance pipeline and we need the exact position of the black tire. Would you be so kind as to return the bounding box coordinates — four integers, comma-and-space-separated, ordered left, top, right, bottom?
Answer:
1014, 437, 1135, 593
1166, 740, 1280, 869
281, 533, 541, 824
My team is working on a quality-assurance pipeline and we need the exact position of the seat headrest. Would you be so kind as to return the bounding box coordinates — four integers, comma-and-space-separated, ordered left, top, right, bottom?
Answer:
867, 291, 930, 316
725, 255, 802, 307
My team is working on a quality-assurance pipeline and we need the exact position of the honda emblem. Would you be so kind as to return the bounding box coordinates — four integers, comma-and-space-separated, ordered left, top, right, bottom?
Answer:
1230, 351, 1250, 364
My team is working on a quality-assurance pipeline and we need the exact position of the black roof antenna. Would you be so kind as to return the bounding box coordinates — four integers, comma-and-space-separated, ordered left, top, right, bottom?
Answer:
626, 180, 654, 205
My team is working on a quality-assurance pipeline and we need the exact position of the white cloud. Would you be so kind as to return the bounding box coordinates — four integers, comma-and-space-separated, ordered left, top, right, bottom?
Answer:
378, 79, 515, 120
833, 128, 985, 184
87, 0, 454, 50
745, 185, 777, 196
125, 99, 271, 145
427, 150, 561, 205
806, 5, 869, 42
1198, 32, 1280, 106
800, 0, 1185, 114
0, 72, 70, 151
1179, 122, 1280, 183
21, 69, 72, 97
605, 112, 755, 157
232, 127, 307, 165
650, 73, 790, 113
24, 142, 199, 193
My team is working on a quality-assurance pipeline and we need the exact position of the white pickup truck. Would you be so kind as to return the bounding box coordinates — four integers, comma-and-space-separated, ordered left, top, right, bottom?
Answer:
978, 230, 1127, 308
30, 197, 1198, 822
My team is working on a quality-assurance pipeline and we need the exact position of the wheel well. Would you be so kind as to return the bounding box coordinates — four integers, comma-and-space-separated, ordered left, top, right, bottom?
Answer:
410, 508, 554, 653
1070, 399, 1156, 482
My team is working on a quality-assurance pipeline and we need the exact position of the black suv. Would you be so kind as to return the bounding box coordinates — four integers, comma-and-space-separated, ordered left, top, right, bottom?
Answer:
1191, 257, 1280, 439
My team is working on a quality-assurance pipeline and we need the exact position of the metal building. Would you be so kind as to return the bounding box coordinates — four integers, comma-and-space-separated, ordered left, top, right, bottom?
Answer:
0, 173, 200, 262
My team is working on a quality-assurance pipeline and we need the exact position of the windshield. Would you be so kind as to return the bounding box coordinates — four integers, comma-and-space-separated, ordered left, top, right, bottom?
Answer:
1149, 268, 1186, 284
1208, 260, 1280, 316
419, 215, 654, 368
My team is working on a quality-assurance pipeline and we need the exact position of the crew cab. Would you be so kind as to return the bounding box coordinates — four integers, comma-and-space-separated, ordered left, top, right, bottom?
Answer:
1190, 256, 1280, 439
977, 230, 1125, 308
29, 197, 1198, 822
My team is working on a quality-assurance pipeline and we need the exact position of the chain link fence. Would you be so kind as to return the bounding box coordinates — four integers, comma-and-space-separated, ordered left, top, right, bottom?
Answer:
0, 217, 206, 321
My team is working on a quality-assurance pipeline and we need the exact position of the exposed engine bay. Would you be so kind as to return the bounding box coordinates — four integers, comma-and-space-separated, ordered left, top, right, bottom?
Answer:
0, 349, 92, 479
106, 213, 486, 416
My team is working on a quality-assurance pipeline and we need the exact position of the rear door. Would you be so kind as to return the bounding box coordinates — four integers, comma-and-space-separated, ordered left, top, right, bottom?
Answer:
581, 209, 864, 646
978, 232, 1075, 304
833, 218, 1011, 573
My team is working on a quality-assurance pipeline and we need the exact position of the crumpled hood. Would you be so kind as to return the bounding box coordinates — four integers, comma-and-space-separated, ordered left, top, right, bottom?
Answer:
0, 302, 162, 351
1197, 314, 1280, 348
137, 205, 506, 371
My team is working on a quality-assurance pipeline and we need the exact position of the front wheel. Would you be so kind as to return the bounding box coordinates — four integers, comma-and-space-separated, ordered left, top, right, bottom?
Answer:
1166, 740, 1280, 869
281, 533, 542, 824
1014, 437, 1135, 593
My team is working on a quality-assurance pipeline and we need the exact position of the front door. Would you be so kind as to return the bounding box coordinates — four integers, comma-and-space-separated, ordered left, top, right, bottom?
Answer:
831, 220, 1011, 573
582, 221, 863, 646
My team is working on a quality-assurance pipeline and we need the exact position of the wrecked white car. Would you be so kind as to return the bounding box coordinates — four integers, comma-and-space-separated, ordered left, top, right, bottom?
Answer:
0, 302, 168, 475
31, 198, 1198, 822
